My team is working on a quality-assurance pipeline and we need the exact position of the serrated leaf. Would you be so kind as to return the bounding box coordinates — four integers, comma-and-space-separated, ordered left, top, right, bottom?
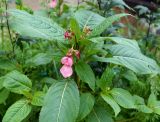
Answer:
92, 37, 160, 74
3, 70, 32, 94
75, 62, 95, 91
31, 91, 45, 106
110, 88, 135, 109
39, 80, 80, 122
8, 9, 65, 41
86, 106, 113, 122
0, 88, 10, 104
77, 93, 95, 121
2, 99, 32, 122
101, 93, 121, 117
89, 14, 130, 37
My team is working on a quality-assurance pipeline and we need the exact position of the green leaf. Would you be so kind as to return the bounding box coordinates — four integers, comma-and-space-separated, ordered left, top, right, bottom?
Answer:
89, 14, 130, 37
133, 95, 153, 113
0, 88, 10, 104
2, 99, 32, 122
39, 80, 80, 122
110, 88, 135, 109
25, 53, 52, 67
101, 93, 121, 117
75, 62, 95, 91
70, 18, 81, 40
31, 91, 45, 106
74, 10, 105, 30
8, 9, 65, 41
86, 106, 113, 122
0, 59, 17, 71
148, 93, 160, 115
97, 67, 114, 90
92, 37, 160, 74
77, 93, 95, 121
3, 70, 32, 94
0, 77, 5, 90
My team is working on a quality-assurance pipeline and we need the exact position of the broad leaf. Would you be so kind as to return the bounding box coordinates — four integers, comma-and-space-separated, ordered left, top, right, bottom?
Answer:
31, 91, 45, 106
0, 77, 4, 90
39, 80, 80, 122
75, 62, 95, 91
8, 9, 65, 41
77, 93, 95, 121
2, 99, 32, 122
92, 37, 160, 74
74, 10, 105, 30
101, 93, 121, 117
110, 88, 135, 109
0, 88, 10, 104
86, 106, 113, 122
3, 70, 32, 94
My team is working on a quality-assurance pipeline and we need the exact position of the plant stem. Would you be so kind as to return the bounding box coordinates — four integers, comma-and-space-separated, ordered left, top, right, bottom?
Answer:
4, 0, 15, 54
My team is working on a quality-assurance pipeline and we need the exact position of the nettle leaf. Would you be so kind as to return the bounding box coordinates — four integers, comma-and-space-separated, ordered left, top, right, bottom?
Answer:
74, 10, 105, 30
148, 93, 160, 115
31, 91, 45, 106
133, 95, 153, 113
75, 62, 95, 91
86, 106, 113, 122
89, 14, 130, 37
8, 9, 65, 41
2, 99, 32, 122
0, 88, 10, 104
3, 70, 32, 94
92, 37, 160, 74
39, 80, 80, 122
101, 93, 121, 117
25, 53, 52, 67
110, 88, 136, 109
77, 93, 95, 121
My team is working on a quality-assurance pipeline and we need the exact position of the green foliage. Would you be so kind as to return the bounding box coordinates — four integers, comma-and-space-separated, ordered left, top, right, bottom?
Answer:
2, 99, 32, 122
39, 81, 80, 122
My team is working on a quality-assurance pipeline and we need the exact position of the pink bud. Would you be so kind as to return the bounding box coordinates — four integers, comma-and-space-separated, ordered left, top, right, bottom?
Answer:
60, 65, 73, 78
64, 31, 74, 39
75, 50, 80, 59
49, 0, 57, 8
61, 56, 73, 66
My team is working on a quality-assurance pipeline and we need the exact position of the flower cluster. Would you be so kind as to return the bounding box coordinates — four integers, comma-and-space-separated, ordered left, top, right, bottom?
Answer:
64, 30, 74, 40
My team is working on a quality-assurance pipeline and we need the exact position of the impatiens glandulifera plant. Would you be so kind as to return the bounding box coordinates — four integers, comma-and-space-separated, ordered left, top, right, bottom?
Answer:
1, 8, 160, 122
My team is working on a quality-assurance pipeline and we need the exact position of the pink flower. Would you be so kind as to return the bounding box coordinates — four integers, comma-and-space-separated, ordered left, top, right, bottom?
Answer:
49, 0, 57, 8
60, 65, 73, 78
61, 56, 73, 66
64, 31, 74, 39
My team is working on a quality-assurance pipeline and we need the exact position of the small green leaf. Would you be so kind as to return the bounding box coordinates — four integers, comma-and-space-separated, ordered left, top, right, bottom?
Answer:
110, 88, 135, 109
86, 106, 113, 122
31, 91, 45, 106
2, 99, 32, 122
77, 93, 95, 121
3, 70, 32, 94
0, 88, 10, 104
39, 80, 80, 122
75, 62, 95, 91
101, 93, 121, 117
97, 67, 114, 90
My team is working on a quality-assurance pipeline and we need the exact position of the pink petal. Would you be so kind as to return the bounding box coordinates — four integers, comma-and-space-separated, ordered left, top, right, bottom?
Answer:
60, 65, 73, 78
61, 56, 73, 66
49, 0, 57, 8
